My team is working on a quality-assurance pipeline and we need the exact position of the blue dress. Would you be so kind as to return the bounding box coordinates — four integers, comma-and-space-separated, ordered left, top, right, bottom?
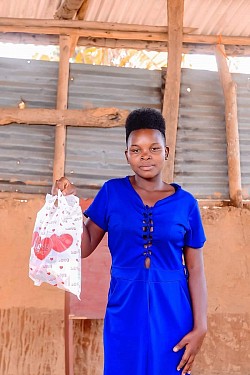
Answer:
84, 176, 206, 375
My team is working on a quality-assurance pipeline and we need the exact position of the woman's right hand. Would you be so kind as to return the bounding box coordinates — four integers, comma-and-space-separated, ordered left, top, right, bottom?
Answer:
51, 177, 77, 196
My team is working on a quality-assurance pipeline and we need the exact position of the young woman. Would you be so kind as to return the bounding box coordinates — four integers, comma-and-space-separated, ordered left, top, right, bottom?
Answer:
53, 108, 207, 375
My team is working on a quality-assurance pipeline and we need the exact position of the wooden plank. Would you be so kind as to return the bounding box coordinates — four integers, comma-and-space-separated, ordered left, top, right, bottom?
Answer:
0, 108, 129, 127
215, 44, 243, 208
69, 0, 90, 56
2, 32, 250, 56
65, 292, 74, 375
55, 34, 74, 375
0, 18, 250, 46
162, 0, 184, 183
0, 17, 195, 34
53, 35, 71, 182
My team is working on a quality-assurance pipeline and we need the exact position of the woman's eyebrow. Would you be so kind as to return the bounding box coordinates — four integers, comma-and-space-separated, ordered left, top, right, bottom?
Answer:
130, 142, 161, 146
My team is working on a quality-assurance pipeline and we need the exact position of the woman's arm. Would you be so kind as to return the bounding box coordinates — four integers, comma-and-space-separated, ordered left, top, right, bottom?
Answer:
184, 246, 207, 333
81, 218, 105, 258
174, 246, 207, 375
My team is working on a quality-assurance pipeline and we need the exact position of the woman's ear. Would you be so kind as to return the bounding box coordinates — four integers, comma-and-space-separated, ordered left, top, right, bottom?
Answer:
125, 150, 130, 164
165, 146, 169, 160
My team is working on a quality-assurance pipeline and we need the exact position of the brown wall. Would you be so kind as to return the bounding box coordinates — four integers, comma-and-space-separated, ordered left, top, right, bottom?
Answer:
0, 196, 249, 375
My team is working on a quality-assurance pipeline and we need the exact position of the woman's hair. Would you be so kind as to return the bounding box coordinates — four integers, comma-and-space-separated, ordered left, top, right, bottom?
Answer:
125, 108, 166, 143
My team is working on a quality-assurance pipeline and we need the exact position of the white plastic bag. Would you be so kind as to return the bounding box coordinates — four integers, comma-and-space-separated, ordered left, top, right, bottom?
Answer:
29, 190, 83, 299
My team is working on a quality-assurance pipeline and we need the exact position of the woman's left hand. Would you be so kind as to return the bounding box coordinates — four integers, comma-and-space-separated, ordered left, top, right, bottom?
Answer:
173, 328, 207, 375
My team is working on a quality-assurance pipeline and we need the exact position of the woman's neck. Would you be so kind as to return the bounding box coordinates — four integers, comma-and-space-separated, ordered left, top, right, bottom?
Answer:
132, 175, 166, 192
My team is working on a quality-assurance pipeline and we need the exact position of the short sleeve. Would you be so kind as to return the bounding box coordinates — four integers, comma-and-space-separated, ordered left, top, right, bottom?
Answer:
84, 182, 109, 232
184, 201, 206, 249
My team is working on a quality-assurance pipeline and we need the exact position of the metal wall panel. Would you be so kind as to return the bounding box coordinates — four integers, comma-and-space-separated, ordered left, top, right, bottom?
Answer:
175, 69, 229, 199
0, 58, 58, 194
66, 63, 162, 197
0, 124, 55, 194
0, 57, 58, 108
0, 57, 249, 199
233, 73, 250, 198
0, 58, 162, 196
1, 0, 250, 37
65, 127, 131, 197
68, 63, 162, 110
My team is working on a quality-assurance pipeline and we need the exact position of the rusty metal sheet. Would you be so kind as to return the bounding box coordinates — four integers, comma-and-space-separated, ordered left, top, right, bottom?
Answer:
233, 73, 250, 199
175, 68, 229, 199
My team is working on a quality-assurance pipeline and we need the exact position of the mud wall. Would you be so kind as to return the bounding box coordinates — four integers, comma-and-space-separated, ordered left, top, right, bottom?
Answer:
0, 196, 249, 375
0, 196, 65, 375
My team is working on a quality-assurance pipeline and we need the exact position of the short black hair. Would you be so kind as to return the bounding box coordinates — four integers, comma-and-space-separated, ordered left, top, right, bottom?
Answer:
125, 108, 166, 143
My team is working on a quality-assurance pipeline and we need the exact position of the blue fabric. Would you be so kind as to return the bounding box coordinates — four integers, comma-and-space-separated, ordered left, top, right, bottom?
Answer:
84, 176, 206, 375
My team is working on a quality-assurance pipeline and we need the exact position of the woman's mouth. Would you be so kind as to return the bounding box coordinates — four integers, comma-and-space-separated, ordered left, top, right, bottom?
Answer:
139, 165, 154, 171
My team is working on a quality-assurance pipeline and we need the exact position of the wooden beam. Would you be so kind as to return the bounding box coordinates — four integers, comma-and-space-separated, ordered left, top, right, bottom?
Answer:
69, 0, 90, 56
0, 18, 250, 46
54, 0, 84, 20
0, 18, 195, 35
65, 292, 74, 375
2, 32, 250, 56
53, 35, 71, 182
162, 0, 184, 183
0, 108, 129, 127
215, 44, 243, 208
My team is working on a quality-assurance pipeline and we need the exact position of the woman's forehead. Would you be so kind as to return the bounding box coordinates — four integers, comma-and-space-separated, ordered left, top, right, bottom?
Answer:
128, 128, 165, 144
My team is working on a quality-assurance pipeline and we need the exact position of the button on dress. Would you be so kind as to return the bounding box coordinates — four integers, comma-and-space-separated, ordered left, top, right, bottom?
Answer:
84, 176, 206, 375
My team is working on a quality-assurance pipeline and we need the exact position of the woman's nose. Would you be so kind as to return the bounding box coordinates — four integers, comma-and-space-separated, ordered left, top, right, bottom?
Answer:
140, 150, 151, 160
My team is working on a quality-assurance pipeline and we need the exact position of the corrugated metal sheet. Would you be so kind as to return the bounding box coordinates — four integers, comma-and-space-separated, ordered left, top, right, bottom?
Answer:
233, 73, 250, 199
0, 58, 249, 199
183, 0, 250, 37
0, 57, 58, 108
0, 58, 162, 196
0, 57, 58, 194
0, 0, 58, 19
66, 63, 162, 197
84, 0, 167, 26
68, 63, 162, 110
0, 124, 54, 194
0, 0, 250, 37
65, 127, 131, 197
174, 68, 229, 199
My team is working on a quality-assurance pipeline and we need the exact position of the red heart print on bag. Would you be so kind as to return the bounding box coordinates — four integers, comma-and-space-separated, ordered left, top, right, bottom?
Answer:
34, 237, 53, 260
51, 234, 73, 252
31, 231, 40, 247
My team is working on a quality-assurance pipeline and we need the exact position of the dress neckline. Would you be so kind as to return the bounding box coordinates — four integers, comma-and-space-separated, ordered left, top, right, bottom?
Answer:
125, 176, 181, 208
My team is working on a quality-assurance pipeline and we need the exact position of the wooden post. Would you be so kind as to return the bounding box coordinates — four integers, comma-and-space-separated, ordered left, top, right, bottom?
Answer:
162, 0, 184, 182
53, 34, 71, 182
69, 0, 89, 56
215, 44, 243, 207
65, 292, 74, 375
55, 34, 74, 375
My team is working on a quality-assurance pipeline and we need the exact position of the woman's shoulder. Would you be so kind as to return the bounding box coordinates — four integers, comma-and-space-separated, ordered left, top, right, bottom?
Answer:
105, 176, 127, 185
171, 183, 197, 205
103, 176, 128, 191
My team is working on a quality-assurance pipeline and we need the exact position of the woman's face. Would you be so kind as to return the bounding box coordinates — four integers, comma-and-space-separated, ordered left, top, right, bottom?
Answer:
125, 128, 168, 179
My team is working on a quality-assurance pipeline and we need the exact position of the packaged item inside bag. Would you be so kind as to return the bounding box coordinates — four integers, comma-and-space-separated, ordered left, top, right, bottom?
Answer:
29, 190, 83, 299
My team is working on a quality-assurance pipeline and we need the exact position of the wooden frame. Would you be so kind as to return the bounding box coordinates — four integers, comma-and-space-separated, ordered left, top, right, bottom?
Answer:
215, 44, 243, 207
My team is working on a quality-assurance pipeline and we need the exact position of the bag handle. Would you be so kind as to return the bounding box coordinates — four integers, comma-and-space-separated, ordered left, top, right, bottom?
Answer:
57, 189, 79, 208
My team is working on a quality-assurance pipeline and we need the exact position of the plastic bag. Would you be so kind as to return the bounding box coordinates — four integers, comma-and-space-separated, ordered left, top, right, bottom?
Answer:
29, 190, 83, 299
